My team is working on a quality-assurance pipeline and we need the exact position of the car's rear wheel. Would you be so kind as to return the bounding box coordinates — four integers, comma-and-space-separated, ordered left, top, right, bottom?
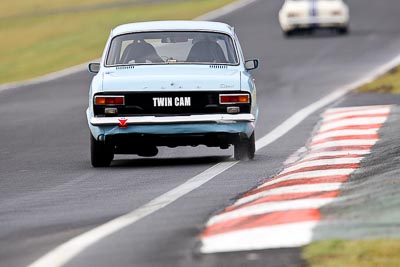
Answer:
283, 30, 295, 37
337, 27, 349, 35
90, 134, 114, 167
234, 132, 255, 161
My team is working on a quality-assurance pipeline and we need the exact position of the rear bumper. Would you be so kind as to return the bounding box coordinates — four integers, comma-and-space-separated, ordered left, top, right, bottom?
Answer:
90, 114, 255, 126
281, 16, 348, 31
87, 111, 256, 141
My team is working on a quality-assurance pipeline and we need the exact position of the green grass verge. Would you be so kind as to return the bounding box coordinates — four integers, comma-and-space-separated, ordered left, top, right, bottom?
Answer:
303, 239, 400, 267
0, 0, 233, 84
356, 66, 400, 94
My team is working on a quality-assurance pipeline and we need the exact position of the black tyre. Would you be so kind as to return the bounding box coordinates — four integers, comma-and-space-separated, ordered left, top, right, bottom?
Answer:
283, 30, 294, 38
234, 132, 255, 161
90, 134, 114, 167
337, 27, 349, 35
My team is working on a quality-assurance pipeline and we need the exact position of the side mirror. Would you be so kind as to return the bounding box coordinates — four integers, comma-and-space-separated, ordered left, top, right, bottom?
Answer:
245, 59, 259, 71
88, 63, 100, 74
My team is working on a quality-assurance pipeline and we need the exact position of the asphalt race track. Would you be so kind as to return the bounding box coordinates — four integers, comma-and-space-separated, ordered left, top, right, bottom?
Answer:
1, 0, 400, 266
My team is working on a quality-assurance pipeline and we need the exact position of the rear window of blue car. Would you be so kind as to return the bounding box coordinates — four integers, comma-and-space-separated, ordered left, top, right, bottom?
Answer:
105, 31, 239, 66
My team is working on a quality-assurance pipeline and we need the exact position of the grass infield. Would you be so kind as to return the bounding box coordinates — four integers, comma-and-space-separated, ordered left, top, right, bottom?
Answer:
357, 66, 400, 94
0, 0, 233, 84
303, 239, 400, 267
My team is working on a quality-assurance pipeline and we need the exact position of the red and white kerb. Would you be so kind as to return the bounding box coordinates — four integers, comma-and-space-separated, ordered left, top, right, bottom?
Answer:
200, 105, 392, 253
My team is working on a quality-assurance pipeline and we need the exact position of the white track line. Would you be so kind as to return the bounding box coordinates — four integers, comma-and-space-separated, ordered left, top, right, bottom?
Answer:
28, 161, 239, 267
207, 198, 334, 226
234, 183, 343, 207
28, 9, 400, 267
195, 0, 258, 20
0, 62, 94, 93
201, 221, 318, 252
0, 0, 259, 93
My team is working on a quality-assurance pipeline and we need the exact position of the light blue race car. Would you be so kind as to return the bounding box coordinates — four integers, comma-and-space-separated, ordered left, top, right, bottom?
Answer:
87, 20, 259, 167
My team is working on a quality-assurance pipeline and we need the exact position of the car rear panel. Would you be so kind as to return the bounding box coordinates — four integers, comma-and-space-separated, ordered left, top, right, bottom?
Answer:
93, 91, 251, 117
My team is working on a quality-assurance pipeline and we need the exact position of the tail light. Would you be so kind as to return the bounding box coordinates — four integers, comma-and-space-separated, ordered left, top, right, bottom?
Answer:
287, 12, 300, 18
331, 10, 343, 16
94, 95, 125, 105
219, 94, 250, 104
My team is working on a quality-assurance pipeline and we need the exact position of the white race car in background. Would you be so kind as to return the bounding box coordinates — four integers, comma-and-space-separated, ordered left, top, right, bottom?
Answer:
279, 0, 349, 36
